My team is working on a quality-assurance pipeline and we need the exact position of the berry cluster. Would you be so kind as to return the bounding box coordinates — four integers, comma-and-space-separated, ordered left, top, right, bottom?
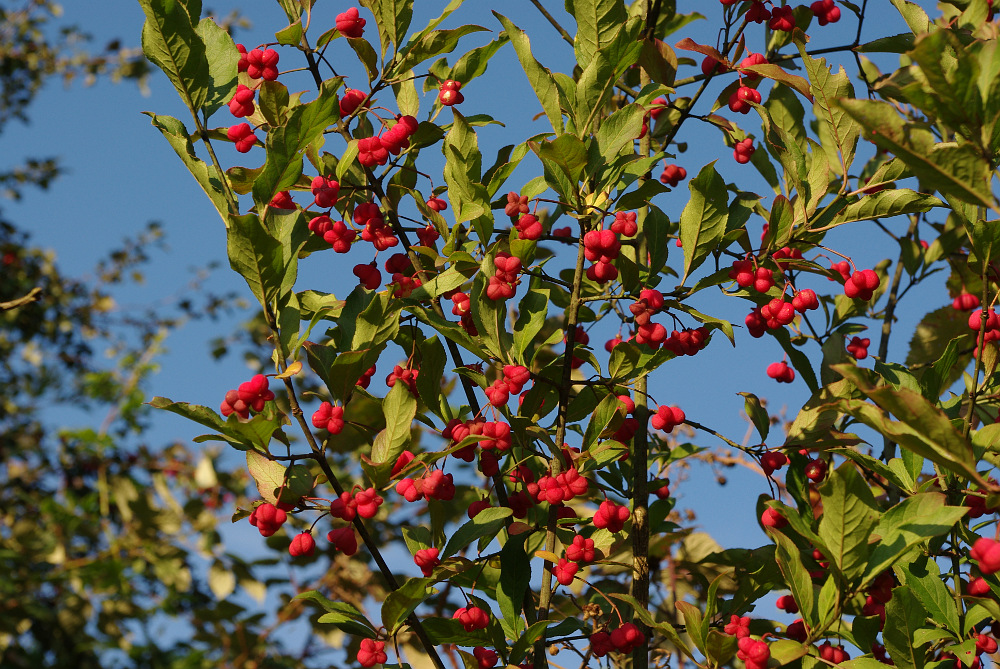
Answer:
453, 606, 490, 631
486, 252, 521, 300
590, 623, 646, 657
311, 402, 345, 434
220, 374, 274, 419
439, 79, 464, 106
308, 215, 356, 253
651, 404, 685, 432
241, 47, 279, 81
734, 137, 755, 164
351, 202, 394, 251
395, 469, 456, 502
249, 502, 287, 537
583, 228, 621, 284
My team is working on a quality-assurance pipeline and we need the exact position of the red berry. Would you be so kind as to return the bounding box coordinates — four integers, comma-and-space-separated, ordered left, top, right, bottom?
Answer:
336, 7, 366, 38
288, 532, 316, 557
228, 84, 255, 118
357, 638, 387, 667
227, 123, 257, 152
804, 458, 829, 482
766, 361, 795, 383
311, 176, 339, 208
728, 86, 762, 114
846, 336, 870, 359
414, 547, 440, 576
971, 537, 1000, 574
739, 52, 768, 83
327, 527, 358, 555
769, 5, 796, 31
311, 402, 345, 434
340, 88, 367, 116
660, 164, 687, 186
761, 507, 787, 528
734, 137, 755, 164
246, 48, 279, 81
554, 558, 579, 585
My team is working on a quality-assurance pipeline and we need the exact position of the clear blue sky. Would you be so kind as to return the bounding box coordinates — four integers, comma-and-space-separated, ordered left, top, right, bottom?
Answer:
6, 0, 942, 628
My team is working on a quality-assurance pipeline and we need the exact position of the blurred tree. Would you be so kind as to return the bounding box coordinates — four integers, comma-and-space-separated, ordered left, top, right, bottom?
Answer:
0, 4, 280, 668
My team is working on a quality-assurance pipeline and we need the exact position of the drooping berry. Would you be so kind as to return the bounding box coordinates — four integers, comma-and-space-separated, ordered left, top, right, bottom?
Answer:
227, 123, 257, 152
289, 532, 316, 557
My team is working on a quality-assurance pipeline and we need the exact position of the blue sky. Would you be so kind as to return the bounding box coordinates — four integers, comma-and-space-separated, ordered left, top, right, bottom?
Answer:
5, 0, 948, 642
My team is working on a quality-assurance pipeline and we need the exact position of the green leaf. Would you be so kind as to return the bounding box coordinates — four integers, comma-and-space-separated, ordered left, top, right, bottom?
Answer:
227, 213, 283, 305
679, 161, 728, 283
298, 592, 378, 637
275, 19, 303, 46
493, 12, 564, 134
823, 189, 943, 230
816, 462, 878, 581
138, 0, 209, 112
834, 365, 982, 484
443, 110, 491, 226
772, 529, 817, 629
798, 45, 859, 174
497, 535, 529, 638
531, 135, 588, 186
196, 18, 238, 119
512, 287, 550, 365
890, 0, 930, 33
393, 25, 489, 75
864, 493, 967, 580
574, 18, 643, 132
836, 99, 997, 212
143, 113, 229, 222
567, 0, 627, 70
442, 507, 512, 559
676, 601, 706, 653
596, 104, 644, 162
252, 78, 342, 208
246, 450, 285, 503
360, 0, 413, 57
416, 336, 447, 417
370, 382, 416, 465
508, 619, 550, 666
382, 577, 438, 633
883, 588, 929, 669
739, 392, 770, 441
896, 557, 961, 638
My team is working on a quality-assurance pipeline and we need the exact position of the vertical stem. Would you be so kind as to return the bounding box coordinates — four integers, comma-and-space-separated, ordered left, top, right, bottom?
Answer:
534, 236, 589, 669
631, 4, 658, 668
262, 303, 447, 669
